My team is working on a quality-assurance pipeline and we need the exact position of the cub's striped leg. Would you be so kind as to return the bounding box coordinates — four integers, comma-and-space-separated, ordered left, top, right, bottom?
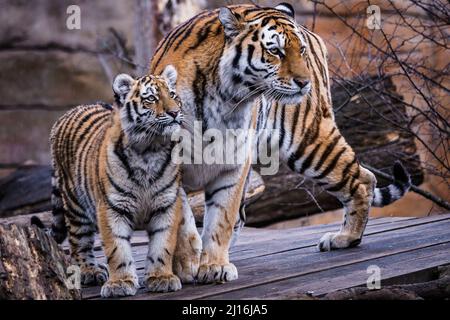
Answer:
99, 204, 138, 298
287, 123, 376, 251
144, 195, 183, 292
172, 188, 202, 283
197, 162, 251, 284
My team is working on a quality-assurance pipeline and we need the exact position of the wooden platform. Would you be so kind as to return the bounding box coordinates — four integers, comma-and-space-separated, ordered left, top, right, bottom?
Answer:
80, 214, 450, 299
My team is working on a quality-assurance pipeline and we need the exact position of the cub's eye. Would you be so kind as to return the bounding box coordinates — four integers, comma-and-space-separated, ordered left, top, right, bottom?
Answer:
146, 95, 157, 102
169, 91, 177, 99
300, 46, 307, 56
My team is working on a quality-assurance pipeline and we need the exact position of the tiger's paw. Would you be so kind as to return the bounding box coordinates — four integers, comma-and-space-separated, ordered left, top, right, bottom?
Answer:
143, 274, 182, 293
173, 231, 202, 283
196, 263, 238, 284
174, 256, 200, 284
318, 232, 361, 252
81, 263, 109, 285
100, 277, 139, 298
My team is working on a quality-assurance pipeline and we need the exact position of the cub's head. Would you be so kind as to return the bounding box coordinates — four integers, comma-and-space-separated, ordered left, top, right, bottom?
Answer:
219, 3, 311, 104
113, 65, 183, 139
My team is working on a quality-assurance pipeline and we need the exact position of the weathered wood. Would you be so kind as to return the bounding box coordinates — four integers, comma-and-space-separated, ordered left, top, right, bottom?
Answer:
74, 214, 450, 300
0, 223, 80, 300
208, 243, 450, 300
123, 218, 450, 300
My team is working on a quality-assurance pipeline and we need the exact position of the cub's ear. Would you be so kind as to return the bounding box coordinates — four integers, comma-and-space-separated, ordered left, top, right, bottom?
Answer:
113, 73, 135, 104
161, 64, 177, 90
275, 2, 295, 19
219, 7, 243, 39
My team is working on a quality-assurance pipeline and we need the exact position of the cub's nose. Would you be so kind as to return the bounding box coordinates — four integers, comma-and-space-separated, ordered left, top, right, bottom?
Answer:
293, 78, 310, 89
167, 110, 180, 119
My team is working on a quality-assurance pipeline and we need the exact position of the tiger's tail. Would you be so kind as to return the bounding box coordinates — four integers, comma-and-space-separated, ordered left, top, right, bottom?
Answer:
371, 161, 412, 207
31, 170, 67, 244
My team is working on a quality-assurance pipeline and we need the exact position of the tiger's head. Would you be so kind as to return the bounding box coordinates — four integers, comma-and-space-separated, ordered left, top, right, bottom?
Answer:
113, 65, 183, 142
219, 3, 311, 105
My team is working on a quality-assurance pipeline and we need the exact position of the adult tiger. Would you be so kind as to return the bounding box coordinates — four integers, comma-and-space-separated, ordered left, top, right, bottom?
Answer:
150, 3, 411, 284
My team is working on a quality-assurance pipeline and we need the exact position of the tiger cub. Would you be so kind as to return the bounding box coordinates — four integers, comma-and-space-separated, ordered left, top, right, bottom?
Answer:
49, 65, 184, 298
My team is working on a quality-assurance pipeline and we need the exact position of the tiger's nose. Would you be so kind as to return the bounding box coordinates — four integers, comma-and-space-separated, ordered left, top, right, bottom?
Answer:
293, 78, 310, 89
167, 110, 180, 119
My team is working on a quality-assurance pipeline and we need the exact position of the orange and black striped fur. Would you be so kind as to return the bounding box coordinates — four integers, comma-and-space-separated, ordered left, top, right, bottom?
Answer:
150, 3, 411, 284
49, 66, 185, 298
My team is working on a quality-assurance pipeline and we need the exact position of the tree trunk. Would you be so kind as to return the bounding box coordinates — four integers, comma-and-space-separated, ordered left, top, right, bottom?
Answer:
0, 223, 81, 299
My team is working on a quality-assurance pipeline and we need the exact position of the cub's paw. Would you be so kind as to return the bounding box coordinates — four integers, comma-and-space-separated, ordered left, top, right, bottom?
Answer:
197, 263, 238, 284
318, 232, 361, 252
144, 274, 182, 293
100, 277, 139, 298
81, 263, 109, 285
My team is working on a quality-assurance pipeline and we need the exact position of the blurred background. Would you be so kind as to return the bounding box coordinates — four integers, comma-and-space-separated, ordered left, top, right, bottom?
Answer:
0, 0, 448, 227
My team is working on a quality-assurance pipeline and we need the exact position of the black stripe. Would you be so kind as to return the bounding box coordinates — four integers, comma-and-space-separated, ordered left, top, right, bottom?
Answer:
107, 171, 137, 200
314, 134, 341, 172
151, 199, 177, 218
153, 172, 179, 198
106, 196, 134, 223
288, 111, 321, 171
315, 147, 347, 180
113, 133, 138, 184
380, 187, 392, 205
186, 18, 217, 52
148, 226, 169, 237
247, 44, 265, 72
151, 151, 172, 182
298, 142, 322, 174
205, 183, 235, 202
278, 105, 286, 148
326, 156, 357, 192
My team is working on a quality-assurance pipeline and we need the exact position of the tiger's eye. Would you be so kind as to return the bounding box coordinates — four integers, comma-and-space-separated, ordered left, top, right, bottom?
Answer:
169, 91, 176, 99
300, 46, 306, 55
269, 48, 282, 56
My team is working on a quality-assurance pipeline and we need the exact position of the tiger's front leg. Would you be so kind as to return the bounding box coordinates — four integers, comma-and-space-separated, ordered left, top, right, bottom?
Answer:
143, 195, 183, 293
197, 162, 251, 284
98, 204, 139, 298
173, 188, 202, 283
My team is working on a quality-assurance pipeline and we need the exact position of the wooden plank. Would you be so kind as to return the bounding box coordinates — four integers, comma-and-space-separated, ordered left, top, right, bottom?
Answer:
91, 214, 449, 264
69, 215, 422, 256
203, 242, 450, 299
129, 220, 450, 300
82, 217, 450, 299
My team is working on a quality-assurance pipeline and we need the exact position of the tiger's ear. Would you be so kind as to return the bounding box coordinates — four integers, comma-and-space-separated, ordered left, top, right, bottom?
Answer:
161, 64, 177, 90
113, 73, 135, 104
275, 3, 295, 19
219, 7, 243, 39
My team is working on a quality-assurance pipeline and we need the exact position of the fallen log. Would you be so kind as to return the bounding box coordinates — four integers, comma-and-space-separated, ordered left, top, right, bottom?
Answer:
323, 265, 450, 300
0, 223, 81, 299
0, 76, 424, 226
